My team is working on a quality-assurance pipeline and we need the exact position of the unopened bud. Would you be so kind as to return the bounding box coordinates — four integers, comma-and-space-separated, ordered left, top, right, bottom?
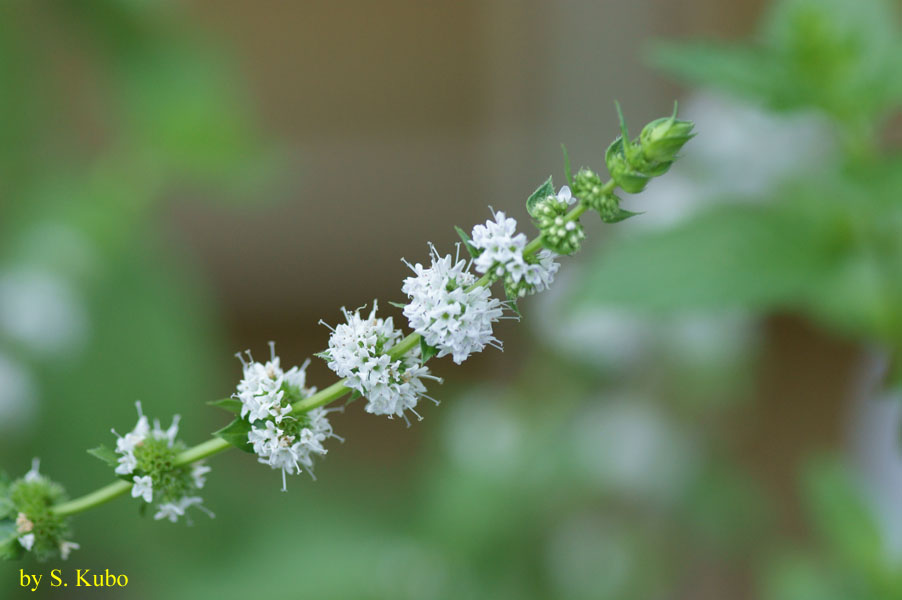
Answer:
639, 105, 694, 164
605, 137, 650, 194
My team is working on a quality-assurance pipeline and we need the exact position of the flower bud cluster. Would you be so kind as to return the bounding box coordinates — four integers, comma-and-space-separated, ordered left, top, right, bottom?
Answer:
605, 104, 694, 195
1, 459, 78, 561
321, 302, 441, 423
570, 168, 625, 224
112, 403, 212, 523
234, 345, 339, 491
531, 186, 586, 255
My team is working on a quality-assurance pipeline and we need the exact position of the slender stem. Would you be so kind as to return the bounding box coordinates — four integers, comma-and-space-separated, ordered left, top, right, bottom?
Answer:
51, 190, 604, 518
53, 480, 132, 518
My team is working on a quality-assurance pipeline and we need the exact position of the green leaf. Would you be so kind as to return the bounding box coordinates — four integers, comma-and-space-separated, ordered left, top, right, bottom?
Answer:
387, 301, 407, 310
87, 445, 120, 468
801, 458, 883, 572
0, 519, 23, 560
0, 497, 14, 520
454, 226, 480, 259
213, 418, 254, 453
345, 389, 362, 404
206, 397, 243, 414
649, 42, 786, 108
601, 207, 643, 224
420, 338, 439, 363
561, 144, 573, 187
526, 176, 554, 218
503, 281, 522, 317
575, 204, 838, 312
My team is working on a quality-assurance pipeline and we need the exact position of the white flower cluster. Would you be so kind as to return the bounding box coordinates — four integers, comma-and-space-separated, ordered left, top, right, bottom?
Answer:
402, 245, 505, 364
235, 343, 313, 425
111, 401, 177, 476
13, 459, 79, 559
112, 402, 212, 523
471, 209, 560, 297
322, 302, 440, 422
246, 407, 337, 491
234, 344, 339, 491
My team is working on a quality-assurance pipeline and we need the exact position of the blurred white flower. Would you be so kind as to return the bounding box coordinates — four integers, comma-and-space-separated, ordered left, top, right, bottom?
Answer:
570, 399, 696, 504
850, 353, 902, 559
18, 533, 35, 551
131, 475, 154, 503
536, 269, 759, 378
442, 389, 524, 478
59, 540, 80, 560
0, 268, 88, 356
545, 515, 634, 599
534, 272, 652, 371
660, 311, 758, 369
17, 221, 98, 282
0, 352, 37, 433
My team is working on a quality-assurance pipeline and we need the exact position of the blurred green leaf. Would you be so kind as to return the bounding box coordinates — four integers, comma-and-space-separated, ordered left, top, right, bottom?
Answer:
0, 520, 23, 561
801, 459, 883, 575
764, 555, 850, 600
87, 445, 120, 468
207, 397, 242, 415
652, 0, 902, 126
575, 204, 838, 312
651, 42, 784, 107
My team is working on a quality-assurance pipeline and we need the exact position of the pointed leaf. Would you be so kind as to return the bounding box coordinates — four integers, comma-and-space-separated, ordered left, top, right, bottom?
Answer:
454, 226, 480, 259
503, 281, 522, 316
388, 301, 407, 310
0, 520, 23, 560
561, 144, 573, 187
87, 445, 120, 468
206, 397, 243, 414
601, 208, 643, 224
526, 176, 554, 218
420, 338, 439, 363
0, 497, 14, 520
213, 418, 254, 453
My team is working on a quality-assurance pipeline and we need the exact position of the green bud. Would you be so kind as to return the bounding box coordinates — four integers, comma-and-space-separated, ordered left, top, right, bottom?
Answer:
638, 105, 694, 164
6, 469, 72, 561
605, 137, 650, 194
571, 168, 604, 204
532, 194, 585, 255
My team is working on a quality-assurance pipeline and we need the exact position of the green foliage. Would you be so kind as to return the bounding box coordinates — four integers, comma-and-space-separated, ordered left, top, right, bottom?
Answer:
214, 418, 254, 454
87, 445, 120, 468
763, 459, 902, 600
419, 338, 439, 363
207, 397, 243, 415
454, 226, 481, 259
576, 204, 837, 312
526, 176, 555, 218
651, 0, 902, 129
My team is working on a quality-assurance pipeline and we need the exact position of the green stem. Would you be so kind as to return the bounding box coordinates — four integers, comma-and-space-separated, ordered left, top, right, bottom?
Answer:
53, 481, 132, 518
51, 191, 602, 518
